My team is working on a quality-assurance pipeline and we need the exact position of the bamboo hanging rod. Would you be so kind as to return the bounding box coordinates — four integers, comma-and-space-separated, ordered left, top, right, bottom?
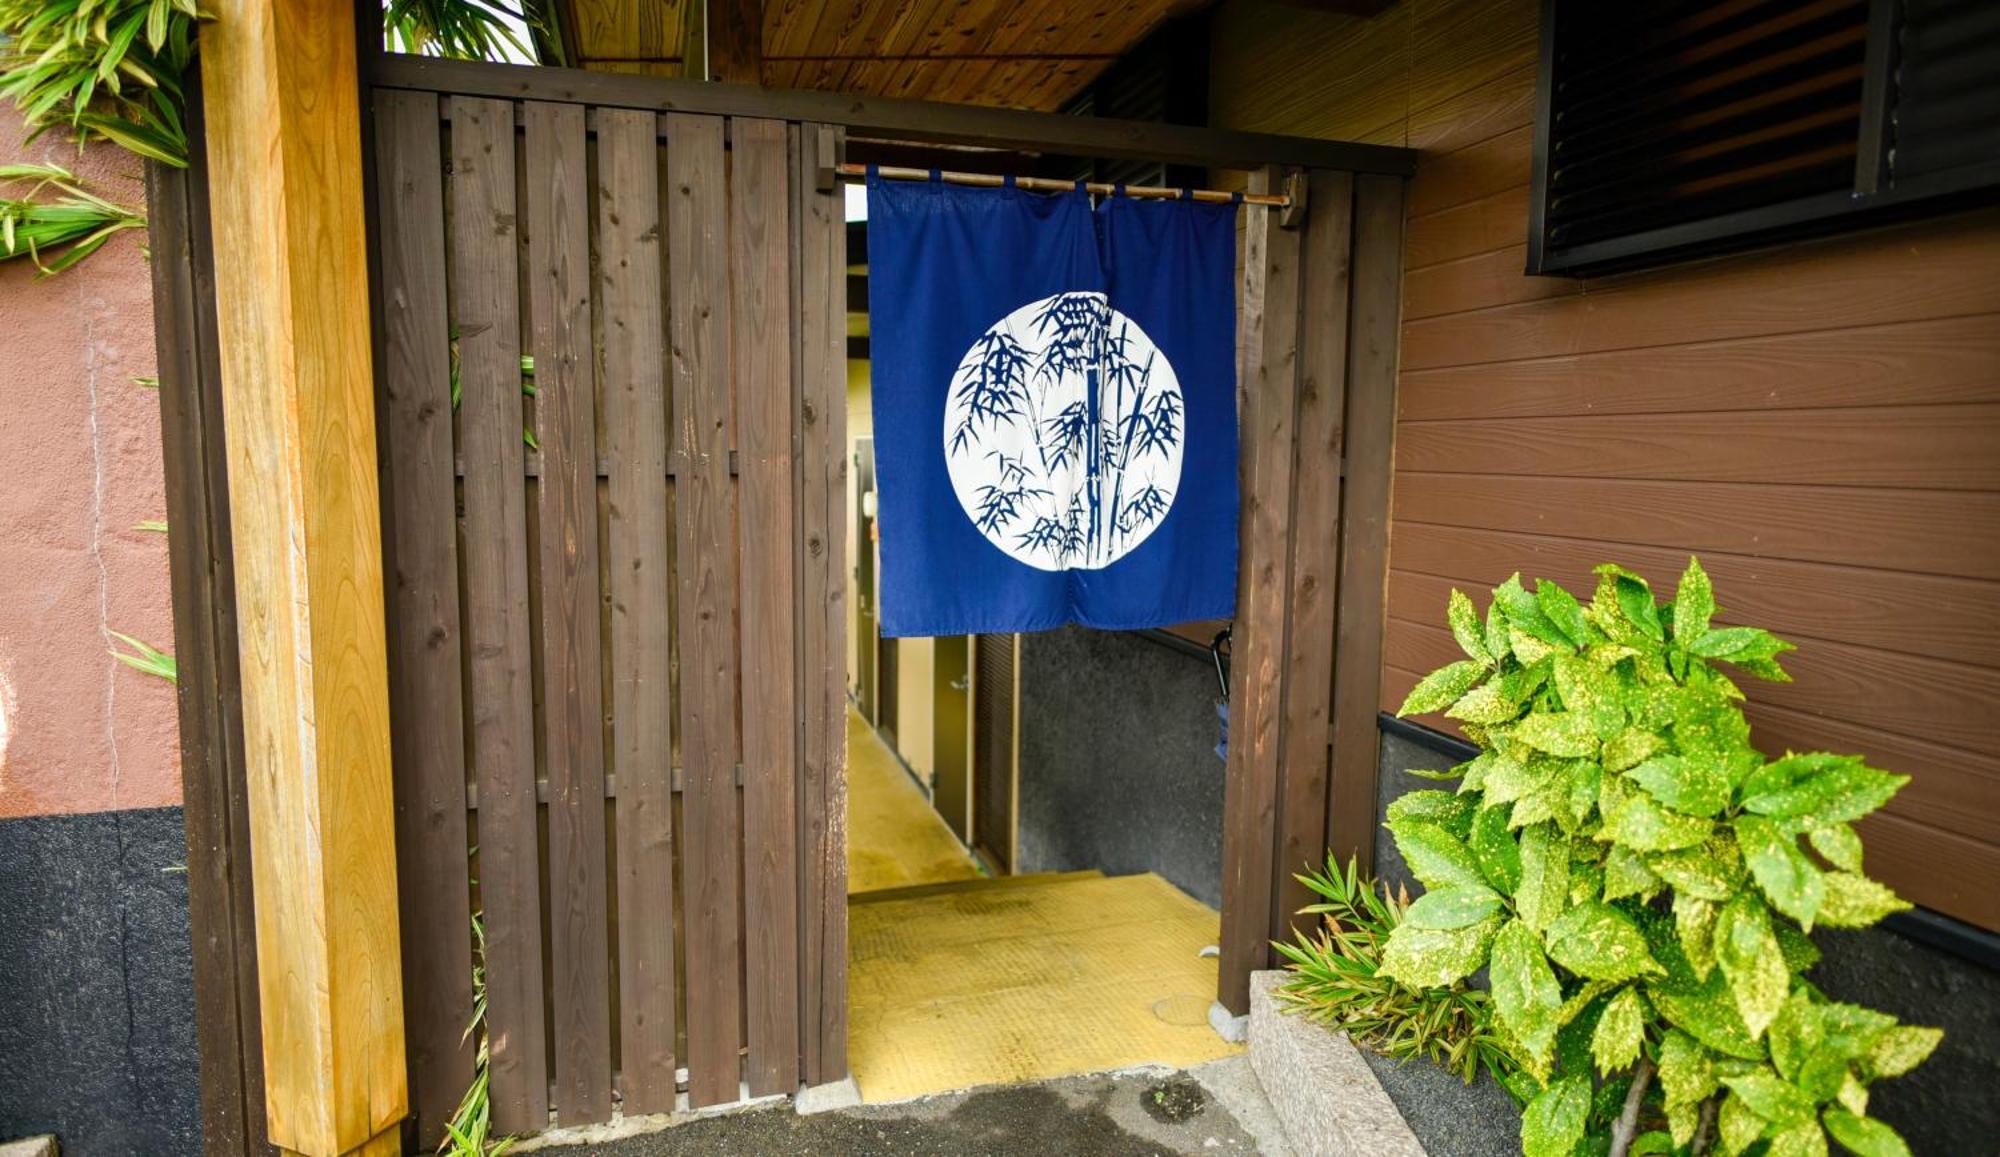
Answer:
837, 162, 1291, 207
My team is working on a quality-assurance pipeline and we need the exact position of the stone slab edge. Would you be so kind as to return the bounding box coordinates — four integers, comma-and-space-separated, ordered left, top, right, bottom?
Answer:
1248, 970, 1427, 1157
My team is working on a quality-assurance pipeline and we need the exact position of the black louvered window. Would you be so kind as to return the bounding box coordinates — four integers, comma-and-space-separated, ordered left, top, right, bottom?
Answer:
1528, 0, 2000, 275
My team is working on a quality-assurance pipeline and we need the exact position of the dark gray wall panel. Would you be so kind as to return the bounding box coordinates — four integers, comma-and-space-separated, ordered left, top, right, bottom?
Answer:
0, 806, 200, 1156
1016, 627, 1227, 907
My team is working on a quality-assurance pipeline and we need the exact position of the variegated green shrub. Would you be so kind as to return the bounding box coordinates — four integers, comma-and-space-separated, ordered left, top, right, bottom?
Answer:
1384, 558, 1939, 1157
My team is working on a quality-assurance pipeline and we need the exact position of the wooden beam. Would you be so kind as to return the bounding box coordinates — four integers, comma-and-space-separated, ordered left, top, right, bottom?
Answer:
1218, 166, 1304, 1014
1326, 173, 1407, 871
199, 1, 406, 1153
706, 0, 762, 83
372, 54, 1419, 175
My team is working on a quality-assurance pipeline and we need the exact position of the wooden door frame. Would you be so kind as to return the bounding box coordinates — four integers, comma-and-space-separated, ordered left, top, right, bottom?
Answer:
162, 42, 1415, 1151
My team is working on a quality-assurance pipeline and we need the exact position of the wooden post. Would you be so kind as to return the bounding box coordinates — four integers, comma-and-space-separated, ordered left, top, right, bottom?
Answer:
198, 1, 407, 1153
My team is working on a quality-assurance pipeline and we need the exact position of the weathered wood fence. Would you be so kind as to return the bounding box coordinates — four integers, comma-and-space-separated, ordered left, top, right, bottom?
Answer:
369, 88, 848, 1141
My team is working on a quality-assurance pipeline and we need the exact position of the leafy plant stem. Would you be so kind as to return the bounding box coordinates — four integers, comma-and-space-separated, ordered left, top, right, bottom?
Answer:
1606, 1055, 1653, 1157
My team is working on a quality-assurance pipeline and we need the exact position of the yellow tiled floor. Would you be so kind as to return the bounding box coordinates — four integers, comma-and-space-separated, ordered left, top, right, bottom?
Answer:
845, 706, 983, 895
847, 872, 1242, 1103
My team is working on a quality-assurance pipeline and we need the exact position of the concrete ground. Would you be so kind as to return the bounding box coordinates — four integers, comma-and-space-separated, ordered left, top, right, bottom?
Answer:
531, 1058, 1294, 1156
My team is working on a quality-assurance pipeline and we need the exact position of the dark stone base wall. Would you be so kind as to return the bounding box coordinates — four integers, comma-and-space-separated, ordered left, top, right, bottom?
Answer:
0, 805, 201, 1156
1376, 727, 2000, 1156
1017, 627, 1228, 907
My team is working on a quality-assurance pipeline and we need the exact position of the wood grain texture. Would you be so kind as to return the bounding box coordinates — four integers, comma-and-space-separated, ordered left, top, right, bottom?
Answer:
1398, 313, 2000, 419
147, 148, 272, 1157
1403, 244, 1576, 320
447, 95, 549, 1136
1272, 171, 1353, 934
200, 0, 406, 1149
665, 112, 744, 1109
1393, 473, 2000, 581
595, 105, 679, 1116
731, 116, 802, 1099
1326, 174, 1405, 872
372, 89, 475, 1152
794, 123, 850, 1088
1387, 525, 2000, 668
1396, 406, 2000, 491
1404, 185, 1529, 270
1218, 166, 1301, 1014
1402, 211, 2000, 370
524, 100, 614, 1124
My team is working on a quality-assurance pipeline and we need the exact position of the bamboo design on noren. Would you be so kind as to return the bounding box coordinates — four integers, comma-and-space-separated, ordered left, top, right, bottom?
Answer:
947, 291, 1183, 570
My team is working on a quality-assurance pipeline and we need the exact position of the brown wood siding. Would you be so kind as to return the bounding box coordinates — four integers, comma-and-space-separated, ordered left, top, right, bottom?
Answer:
1210, 0, 2000, 931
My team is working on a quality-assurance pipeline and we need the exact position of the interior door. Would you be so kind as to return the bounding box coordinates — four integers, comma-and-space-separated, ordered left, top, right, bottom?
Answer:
931, 635, 972, 841
971, 633, 1018, 873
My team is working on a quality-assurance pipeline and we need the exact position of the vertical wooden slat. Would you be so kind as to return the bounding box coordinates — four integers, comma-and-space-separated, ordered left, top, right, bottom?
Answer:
666, 111, 744, 1108
794, 122, 849, 1088
147, 139, 273, 1156
448, 94, 549, 1135
1219, 165, 1305, 1015
1327, 173, 1408, 870
598, 106, 678, 1116
524, 100, 613, 1123
1272, 170, 1355, 935
373, 89, 476, 1150
733, 115, 802, 1099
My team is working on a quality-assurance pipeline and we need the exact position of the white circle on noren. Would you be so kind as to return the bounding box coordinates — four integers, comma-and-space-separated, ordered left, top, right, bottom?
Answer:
941, 291, 1184, 572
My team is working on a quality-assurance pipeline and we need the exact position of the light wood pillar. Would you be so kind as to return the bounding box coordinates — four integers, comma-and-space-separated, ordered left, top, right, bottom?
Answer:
199, 1, 406, 1153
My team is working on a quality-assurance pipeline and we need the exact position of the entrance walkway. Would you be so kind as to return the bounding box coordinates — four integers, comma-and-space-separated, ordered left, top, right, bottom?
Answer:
845, 706, 983, 894
847, 872, 1241, 1103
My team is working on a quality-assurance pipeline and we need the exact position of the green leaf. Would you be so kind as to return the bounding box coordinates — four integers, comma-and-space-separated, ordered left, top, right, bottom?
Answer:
1627, 753, 1732, 817
1676, 894, 1719, 981
1591, 987, 1645, 1075
1511, 710, 1600, 758
1808, 824, 1864, 874
1387, 789, 1477, 838
1601, 727, 1664, 773
1537, 578, 1592, 648
1603, 844, 1662, 903
1723, 1069, 1816, 1127
1741, 759, 1907, 827
1516, 823, 1571, 934
1772, 917, 1822, 974
1690, 625, 1793, 663
1485, 599, 1511, 666
1659, 1029, 1718, 1110
1403, 884, 1502, 929
1601, 791, 1713, 852
1865, 1026, 1941, 1079
1768, 1120, 1831, 1157
1815, 873, 1909, 929
1649, 969, 1763, 1060
1720, 1092, 1769, 1154
1737, 815, 1826, 929
1447, 680, 1522, 725
1491, 919, 1563, 1070
1378, 915, 1501, 990
1649, 836, 1742, 902
1470, 804, 1522, 893
1768, 993, 1824, 1082
1547, 901, 1661, 982
1596, 563, 1664, 641
1674, 556, 1716, 642
1389, 820, 1487, 892
1401, 659, 1490, 717
1715, 893, 1789, 1039
1497, 573, 1572, 648
1823, 1110, 1910, 1157
1447, 588, 1490, 664
1520, 1075, 1591, 1157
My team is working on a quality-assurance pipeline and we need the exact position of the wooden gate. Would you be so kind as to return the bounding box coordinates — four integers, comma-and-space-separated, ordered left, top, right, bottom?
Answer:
368, 88, 848, 1140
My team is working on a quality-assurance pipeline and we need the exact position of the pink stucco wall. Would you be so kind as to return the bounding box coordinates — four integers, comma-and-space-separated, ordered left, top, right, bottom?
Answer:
0, 112, 180, 818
